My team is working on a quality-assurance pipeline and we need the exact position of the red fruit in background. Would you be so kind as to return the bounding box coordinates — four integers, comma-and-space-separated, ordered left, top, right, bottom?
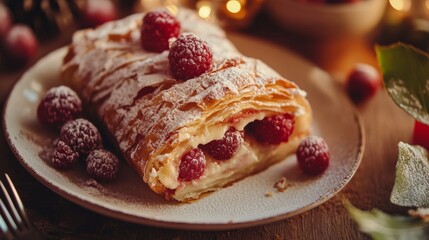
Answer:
3, 25, 38, 65
0, 3, 11, 39
346, 63, 381, 104
80, 0, 117, 28
413, 121, 429, 150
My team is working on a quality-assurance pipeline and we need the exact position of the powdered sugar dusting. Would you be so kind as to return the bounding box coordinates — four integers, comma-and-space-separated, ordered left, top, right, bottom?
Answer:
386, 79, 429, 124
169, 33, 212, 80
299, 136, 329, 156
61, 9, 308, 190
390, 142, 429, 207
3, 19, 365, 224
86, 149, 120, 182
60, 118, 102, 155
37, 85, 82, 126
296, 136, 330, 175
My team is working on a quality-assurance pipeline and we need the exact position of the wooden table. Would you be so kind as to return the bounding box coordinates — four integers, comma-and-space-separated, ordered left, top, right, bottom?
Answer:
0, 10, 414, 240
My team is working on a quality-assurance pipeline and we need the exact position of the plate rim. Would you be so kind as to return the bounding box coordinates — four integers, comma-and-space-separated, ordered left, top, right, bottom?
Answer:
2, 35, 365, 231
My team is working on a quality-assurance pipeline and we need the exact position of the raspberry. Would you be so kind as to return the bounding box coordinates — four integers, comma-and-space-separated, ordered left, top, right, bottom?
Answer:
141, 10, 180, 52
59, 118, 102, 155
37, 86, 82, 128
179, 148, 206, 181
0, 3, 11, 38
199, 128, 243, 160
51, 140, 79, 169
296, 136, 330, 175
86, 149, 119, 182
3, 24, 38, 66
246, 113, 295, 145
80, 0, 118, 28
168, 33, 213, 80
413, 121, 429, 150
346, 64, 381, 104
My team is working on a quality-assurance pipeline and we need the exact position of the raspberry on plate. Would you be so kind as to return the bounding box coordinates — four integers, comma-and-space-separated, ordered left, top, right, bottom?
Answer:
296, 136, 330, 175
246, 113, 295, 145
86, 149, 119, 182
59, 118, 102, 155
179, 148, 206, 181
199, 128, 244, 160
51, 140, 79, 169
168, 33, 213, 80
141, 9, 180, 52
37, 86, 82, 128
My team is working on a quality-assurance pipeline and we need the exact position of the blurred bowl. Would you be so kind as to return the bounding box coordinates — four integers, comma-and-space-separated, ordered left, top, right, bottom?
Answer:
266, 0, 388, 38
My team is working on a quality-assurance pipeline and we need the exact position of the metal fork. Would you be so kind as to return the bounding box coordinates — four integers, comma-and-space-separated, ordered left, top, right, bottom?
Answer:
0, 174, 41, 240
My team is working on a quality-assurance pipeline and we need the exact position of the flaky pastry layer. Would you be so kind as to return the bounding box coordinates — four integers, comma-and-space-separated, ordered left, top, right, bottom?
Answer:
61, 8, 311, 202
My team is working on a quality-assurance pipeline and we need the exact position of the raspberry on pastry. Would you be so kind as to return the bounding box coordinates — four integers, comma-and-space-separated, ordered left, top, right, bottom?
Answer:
61, 9, 312, 202
168, 33, 213, 80
141, 9, 180, 52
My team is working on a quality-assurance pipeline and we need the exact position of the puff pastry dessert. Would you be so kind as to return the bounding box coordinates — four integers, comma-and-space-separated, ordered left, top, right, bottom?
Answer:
61, 8, 312, 202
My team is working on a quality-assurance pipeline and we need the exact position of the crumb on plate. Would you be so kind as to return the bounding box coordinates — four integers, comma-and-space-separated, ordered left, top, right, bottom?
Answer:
274, 177, 294, 192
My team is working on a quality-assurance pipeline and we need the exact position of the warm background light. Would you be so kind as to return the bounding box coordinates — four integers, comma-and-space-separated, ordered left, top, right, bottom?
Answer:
198, 5, 211, 18
226, 0, 242, 14
389, 0, 411, 12
138, 0, 179, 13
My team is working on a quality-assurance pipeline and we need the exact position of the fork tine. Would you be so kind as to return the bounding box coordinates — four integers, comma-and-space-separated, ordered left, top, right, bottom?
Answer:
4, 174, 32, 230
0, 211, 8, 233
0, 181, 24, 231
0, 216, 14, 240
0, 198, 16, 240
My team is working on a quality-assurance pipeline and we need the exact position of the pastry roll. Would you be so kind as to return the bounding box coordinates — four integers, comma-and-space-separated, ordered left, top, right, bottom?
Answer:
61, 9, 311, 202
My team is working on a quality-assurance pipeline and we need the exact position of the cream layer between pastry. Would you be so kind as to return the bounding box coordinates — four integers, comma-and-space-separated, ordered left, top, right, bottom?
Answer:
61, 8, 311, 202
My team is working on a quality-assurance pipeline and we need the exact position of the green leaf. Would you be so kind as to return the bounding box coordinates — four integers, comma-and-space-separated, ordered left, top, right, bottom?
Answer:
391, 142, 429, 208
345, 201, 429, 240
376, 43, 429, 125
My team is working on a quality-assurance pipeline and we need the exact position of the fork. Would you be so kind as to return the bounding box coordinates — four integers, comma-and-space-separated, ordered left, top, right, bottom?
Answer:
0, 174, 42, 240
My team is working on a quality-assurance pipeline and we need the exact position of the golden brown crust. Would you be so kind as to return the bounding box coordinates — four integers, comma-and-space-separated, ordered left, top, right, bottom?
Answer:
62, 8, 312, 201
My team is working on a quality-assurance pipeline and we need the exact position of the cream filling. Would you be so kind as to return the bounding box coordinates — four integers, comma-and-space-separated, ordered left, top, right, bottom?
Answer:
172, 134, 303, 201
156, 112, 268, 189
153, 108, 310, 201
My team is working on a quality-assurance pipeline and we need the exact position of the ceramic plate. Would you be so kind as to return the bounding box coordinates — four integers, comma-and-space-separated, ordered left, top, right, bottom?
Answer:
3, 33, 364, 230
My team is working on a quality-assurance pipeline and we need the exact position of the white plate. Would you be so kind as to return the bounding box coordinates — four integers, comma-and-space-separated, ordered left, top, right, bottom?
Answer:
3, 34, 364, 230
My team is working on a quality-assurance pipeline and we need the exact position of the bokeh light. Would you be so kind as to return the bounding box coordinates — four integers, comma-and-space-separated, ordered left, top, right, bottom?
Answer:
389, 0, 411, 12
226, 0, 242, 14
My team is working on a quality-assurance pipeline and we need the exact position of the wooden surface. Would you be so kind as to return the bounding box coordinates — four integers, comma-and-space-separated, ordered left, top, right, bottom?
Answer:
0, 10, 415, 240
